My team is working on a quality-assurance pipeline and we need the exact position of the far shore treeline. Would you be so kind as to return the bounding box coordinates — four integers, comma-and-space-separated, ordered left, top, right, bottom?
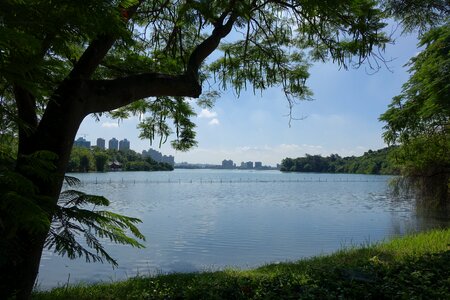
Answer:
68, 146, 174, 173
280, 147, 398, 175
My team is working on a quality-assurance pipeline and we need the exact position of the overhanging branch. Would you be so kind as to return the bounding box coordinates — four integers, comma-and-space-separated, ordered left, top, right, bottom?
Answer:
83, 73, 201, 114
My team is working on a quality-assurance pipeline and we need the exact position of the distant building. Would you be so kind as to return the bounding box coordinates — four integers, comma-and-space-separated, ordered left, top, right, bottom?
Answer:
74, 137, 91, 148
108, 160, 122, 171
96, 138, 105, 150
108, 138, 118, 150
240, 161, 254, 169
142, 148, 175, 166
162, 155, 175, 166
119, 138, 130, 151
143, 148, 162, 161
254, 162, 262, 169
222, 159, 234, 169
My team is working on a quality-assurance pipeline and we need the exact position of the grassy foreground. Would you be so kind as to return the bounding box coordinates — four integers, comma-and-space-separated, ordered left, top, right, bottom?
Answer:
34, 229, 450, 299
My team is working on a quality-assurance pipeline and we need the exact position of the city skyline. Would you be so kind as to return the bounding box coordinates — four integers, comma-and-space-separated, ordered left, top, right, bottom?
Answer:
74, 136, 276, 167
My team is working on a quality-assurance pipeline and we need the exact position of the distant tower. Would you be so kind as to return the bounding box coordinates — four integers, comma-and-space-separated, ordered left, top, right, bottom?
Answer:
143, 148, 162, 161
222, 159, 234, 169
142, 148, 175, 166
96, 138, 105, 150
108, 138, 118, 150
119, 138, 130, 151
74, 137, 91, 148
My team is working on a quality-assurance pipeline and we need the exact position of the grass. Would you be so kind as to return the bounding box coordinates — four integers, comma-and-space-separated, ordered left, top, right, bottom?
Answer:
33, 229, 450, 299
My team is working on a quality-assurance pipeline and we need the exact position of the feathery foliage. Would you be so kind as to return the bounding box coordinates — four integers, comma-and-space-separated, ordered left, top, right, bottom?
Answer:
0, 147, 144, 270
47, 186, 145, 266
380, 22, 450, 202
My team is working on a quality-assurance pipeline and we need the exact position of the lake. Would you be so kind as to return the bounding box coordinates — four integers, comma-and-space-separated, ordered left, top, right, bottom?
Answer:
37, 169, 450, 289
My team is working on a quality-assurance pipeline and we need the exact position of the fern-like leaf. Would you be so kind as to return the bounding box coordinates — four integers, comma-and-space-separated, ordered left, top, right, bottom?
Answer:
64, 175, 81, 187
46, 187, 145, 267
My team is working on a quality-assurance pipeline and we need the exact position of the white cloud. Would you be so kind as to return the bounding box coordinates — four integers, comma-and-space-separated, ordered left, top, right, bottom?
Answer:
101, 122, 119, 128
198, 108, 218, 119
208, 118, 220, 126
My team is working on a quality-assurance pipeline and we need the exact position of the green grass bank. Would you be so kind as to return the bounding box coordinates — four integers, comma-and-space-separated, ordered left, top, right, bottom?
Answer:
33, 229, 450, 299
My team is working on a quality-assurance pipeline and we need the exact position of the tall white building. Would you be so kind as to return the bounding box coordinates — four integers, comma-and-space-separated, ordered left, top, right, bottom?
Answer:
96, 138, 105, 150
119, 138, 130, 151
108, 138, 118, 150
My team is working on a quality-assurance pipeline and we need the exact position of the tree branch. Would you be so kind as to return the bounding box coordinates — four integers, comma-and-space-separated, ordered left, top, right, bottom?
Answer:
68, 35, 118, 80
13, 85, 38, 128
68, 2, 142, 80
83, 73, 201, 114
186, 11, 237, 79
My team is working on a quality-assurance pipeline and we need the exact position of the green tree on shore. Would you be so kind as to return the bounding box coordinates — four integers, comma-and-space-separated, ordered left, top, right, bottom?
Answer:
93, 150, 109, 172
380, 22, 450, 202
68, 147, 94, 172
0, 0, 447, 298
280, 147, 398, 174
68, 146, 174, 172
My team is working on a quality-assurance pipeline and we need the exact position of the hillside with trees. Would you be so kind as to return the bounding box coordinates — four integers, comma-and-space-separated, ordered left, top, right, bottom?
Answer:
280, 148, 398, 175
67, 147, 173, 173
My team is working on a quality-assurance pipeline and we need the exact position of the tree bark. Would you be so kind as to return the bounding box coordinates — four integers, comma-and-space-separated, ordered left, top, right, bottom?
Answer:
2, 83, 87, 299
0, 231, 48, 299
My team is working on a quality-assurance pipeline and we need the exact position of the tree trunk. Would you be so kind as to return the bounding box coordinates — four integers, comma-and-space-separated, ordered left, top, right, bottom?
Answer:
1, 88, 86, 299
0, 231, 48, 299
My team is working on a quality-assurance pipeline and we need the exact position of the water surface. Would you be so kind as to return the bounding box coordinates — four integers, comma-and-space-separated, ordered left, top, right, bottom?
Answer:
37, 169, 450, 289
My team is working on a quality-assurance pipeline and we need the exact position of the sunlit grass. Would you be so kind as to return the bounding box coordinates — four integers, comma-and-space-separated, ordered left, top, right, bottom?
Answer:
33, 228, 450, 299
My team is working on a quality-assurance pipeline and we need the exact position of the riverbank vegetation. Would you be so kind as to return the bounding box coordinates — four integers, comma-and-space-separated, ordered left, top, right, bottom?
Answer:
280, 147, 397, 175
33, 228, 450, 299
380, 23, 450, 203
67, 147, 173, 173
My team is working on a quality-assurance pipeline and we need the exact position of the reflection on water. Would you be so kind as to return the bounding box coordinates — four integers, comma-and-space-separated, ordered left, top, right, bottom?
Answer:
386, 175, 450, 235
37, 170, 450, 290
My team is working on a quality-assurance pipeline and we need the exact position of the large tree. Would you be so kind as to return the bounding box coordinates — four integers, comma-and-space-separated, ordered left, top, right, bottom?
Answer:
380, 22, 450, 202
0, 0, 447, 298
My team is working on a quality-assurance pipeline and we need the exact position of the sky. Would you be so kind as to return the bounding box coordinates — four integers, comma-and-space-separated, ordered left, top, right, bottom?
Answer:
77, 29, 420, 166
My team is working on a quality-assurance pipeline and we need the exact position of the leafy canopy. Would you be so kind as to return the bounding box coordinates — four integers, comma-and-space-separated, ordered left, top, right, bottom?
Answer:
382, 0, 449, 34
0, 0, 392, 150
380, 22, 450, 177
381, 23, 449, 144
380, 22, 449, 204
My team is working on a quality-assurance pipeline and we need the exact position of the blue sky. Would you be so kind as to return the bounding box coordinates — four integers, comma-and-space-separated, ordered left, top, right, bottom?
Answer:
78, 30, 419, 166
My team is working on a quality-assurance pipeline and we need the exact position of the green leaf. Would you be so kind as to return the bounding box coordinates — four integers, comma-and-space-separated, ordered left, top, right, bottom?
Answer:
45, 186, 145, 267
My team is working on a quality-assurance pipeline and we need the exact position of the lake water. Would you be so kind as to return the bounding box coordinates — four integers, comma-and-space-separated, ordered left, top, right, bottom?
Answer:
37, 169, 450, 289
